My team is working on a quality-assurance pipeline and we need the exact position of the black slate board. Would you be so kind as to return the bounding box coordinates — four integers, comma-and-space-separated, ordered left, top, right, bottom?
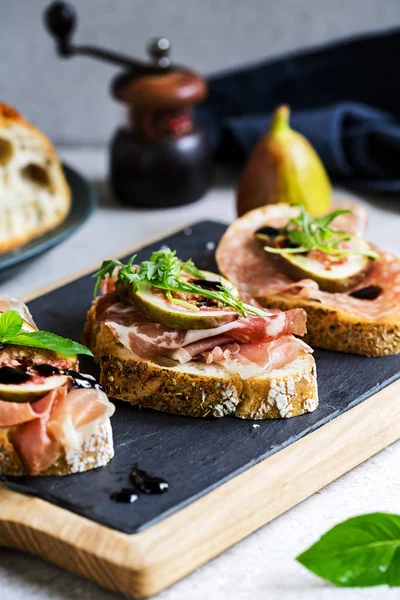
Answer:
3, 221, 400, 534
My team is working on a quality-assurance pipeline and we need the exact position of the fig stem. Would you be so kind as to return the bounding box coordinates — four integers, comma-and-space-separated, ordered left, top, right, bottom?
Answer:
270, 104, 290, 135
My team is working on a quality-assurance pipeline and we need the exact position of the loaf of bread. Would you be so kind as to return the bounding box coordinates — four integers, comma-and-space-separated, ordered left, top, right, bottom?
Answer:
0, 102, 71, 252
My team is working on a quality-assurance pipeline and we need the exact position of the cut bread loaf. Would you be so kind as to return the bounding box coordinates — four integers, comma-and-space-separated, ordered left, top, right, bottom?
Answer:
0, 420, 114, 476
216, 203, 400, 357
0, 102, 71, 253
84, 301, 318, 419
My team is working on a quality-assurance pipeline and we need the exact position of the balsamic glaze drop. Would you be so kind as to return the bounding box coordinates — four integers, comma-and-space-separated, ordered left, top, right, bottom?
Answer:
349, 285, 382, 301
65, 369, 103, 391
0, 363, 103, 391
192, 279, 221, 291
131, 465, 169, 494
110, 488, 139, 504
0, 366, 32, 384
33, 364, 61, 377
255, 226, 282, 238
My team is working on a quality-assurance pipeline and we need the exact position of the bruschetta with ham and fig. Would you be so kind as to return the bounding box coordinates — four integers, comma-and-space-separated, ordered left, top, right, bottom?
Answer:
216, 203, 400, 356
0, 296, 114, 476
84, 248, 318, 419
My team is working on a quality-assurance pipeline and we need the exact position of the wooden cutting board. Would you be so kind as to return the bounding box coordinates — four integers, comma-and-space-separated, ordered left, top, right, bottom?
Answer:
1, 221, 399, 599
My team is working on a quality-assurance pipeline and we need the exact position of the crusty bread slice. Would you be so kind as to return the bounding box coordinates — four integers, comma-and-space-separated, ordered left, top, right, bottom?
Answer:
84, 302, 318, 419
0, 102, 71, 253
0, 420, 114, 476
253, 293, 400, 357
216, 204, 400, 357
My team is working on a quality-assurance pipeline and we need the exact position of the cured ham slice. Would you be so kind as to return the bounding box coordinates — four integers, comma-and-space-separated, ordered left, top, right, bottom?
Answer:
48, 387, 114, 452
203, 336, 312, 379
167, 335, 235, 364
11, 388, 64, 475
216, 203, 400, 322
0, 392, 54, 428
97, 295, 307, 362
2, 385, 115, 475
0, 295, 36, 328
238, 336, 312, 369
330, 198, 368, 237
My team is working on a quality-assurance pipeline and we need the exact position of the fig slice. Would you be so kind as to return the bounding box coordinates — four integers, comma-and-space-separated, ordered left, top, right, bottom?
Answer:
0, 374, 68, 403
255, 232, 373, 293
130, 270, 240, 330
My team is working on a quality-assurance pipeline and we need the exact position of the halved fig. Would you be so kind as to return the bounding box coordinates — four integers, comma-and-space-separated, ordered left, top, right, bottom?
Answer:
0, 374, 68, 403
130, 271, 240, 330
255, 231, 373, 293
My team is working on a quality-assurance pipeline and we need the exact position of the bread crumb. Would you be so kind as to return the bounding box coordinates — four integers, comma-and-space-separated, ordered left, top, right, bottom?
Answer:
304, 397, 318, 412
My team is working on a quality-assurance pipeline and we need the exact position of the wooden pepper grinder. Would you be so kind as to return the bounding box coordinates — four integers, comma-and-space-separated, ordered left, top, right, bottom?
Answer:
44, 2, 213, 208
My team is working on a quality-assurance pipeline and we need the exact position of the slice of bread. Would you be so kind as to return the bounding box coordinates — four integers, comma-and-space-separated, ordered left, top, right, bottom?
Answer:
252, 293, 400, 357
0, 102, 71, 253
0, 420, 114, 476
216, 204, 400, 357
84, 302, 318, 419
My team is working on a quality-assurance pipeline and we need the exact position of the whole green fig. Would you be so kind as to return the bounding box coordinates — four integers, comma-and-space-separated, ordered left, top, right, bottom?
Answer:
237, 105, 332, 217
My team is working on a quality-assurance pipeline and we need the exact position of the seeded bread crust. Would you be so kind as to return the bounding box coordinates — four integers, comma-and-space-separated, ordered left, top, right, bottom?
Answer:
0, 420, 114, 476
84, 302, 318, 419
255, 294, 400, 357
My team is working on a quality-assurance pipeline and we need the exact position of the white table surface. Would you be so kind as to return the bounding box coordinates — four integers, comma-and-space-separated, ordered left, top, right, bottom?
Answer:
0, 147, 399, 600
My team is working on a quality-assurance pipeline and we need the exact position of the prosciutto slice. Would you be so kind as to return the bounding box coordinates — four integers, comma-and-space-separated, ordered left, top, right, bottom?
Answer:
0, 392, 55, 428
0, 295, 36, 328
203, 336, 312, 379
96, 295, 307, 362
216, 202, 400, 321
2, 385, 115, 475
11, 388, 64, 475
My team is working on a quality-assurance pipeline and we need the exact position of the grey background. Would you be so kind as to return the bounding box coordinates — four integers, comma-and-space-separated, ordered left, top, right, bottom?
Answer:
2, 0, 400, 146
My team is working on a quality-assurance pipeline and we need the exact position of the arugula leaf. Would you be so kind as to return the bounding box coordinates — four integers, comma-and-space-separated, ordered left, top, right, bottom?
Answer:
0, 310, 23, 341
93, 248, 267, 317
264, 205, 379, 260
93, 258, 124, 296
297, 513, 400, 587
7, 331, 93, 357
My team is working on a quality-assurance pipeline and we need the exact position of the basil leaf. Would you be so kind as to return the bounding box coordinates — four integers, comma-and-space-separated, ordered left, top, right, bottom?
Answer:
297, 513, 400, 587
0, 310, 23, 341
387, 547, 400, 586
8, 331, 93, 357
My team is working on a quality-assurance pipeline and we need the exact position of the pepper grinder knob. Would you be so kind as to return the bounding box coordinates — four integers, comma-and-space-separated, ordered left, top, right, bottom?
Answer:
147, 37, 171, 68
44, 1, 76, 55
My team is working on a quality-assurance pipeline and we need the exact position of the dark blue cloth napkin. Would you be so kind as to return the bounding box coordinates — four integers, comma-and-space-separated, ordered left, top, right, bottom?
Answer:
196, 29, 400, 193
